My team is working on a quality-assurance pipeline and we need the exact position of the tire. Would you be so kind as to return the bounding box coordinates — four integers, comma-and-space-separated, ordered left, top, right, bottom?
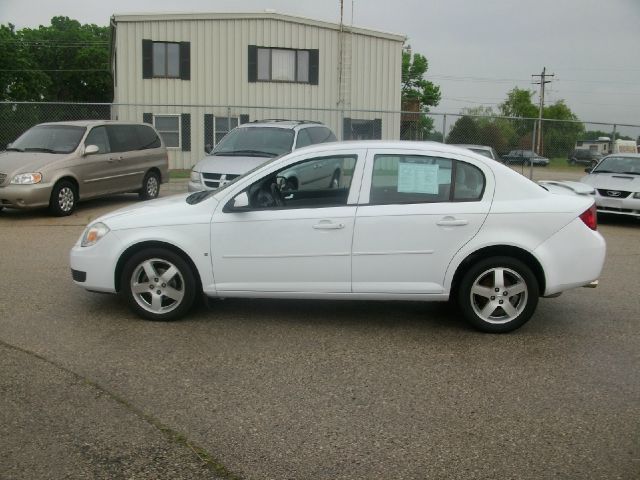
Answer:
569, 159, 576, 165
49, 180, 77, 216
457, 256, 539, 333
120, 248, 197, 321
139, 171, 160, 200
504, 160, 510, 166
329, 169, 341, 188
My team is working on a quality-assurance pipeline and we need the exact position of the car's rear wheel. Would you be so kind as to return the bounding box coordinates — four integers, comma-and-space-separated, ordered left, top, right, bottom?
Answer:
139, 171, 160, 200
569, 159, 577, 165
121, 248, 197, 321
49, 180, 77, 216
457, 256, 539, 333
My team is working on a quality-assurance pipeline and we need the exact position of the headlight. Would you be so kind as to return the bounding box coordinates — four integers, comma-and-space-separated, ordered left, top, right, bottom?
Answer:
190, 170, 201, 183
634, 193, 640, 199
11, 172, 42, 185
81, 222, 110, 247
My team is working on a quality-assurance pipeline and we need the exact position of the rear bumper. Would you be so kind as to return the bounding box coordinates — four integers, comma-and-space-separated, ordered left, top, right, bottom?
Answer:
0, 183, 53, 209
534, 217, 606, 296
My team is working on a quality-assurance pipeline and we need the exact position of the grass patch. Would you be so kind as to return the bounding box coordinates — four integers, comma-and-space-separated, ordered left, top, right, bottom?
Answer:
169, 169, 191, 179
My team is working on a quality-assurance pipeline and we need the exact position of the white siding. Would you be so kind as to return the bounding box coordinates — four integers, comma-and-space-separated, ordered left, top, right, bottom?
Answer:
113, 14, 405, 168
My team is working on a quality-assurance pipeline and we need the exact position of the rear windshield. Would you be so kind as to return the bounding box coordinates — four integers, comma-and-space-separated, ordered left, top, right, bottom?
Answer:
469, 148, 493, 159
10, 125, 86, 154
211, 127, 294, 157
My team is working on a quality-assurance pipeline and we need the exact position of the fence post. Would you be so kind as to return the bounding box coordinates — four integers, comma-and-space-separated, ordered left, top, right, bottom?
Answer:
442, 114, 447, 143
612, 124, 617, 153
529, 120, 537, 180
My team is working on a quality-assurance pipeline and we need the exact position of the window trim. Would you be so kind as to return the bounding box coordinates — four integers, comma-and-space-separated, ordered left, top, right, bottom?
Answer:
152, 41, 181, 79
255, 46, 312, 84
153, 114, 181, 150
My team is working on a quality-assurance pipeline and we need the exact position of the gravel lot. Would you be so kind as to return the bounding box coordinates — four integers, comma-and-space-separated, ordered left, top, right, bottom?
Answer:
0, 172, 638, 479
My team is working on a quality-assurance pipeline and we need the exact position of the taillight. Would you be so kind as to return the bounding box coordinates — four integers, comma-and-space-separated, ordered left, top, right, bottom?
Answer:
579, 203, 597, 230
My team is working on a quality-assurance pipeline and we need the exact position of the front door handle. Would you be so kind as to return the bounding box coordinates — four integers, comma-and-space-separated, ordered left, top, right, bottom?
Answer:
437, 216, 469, 227
313, 221, 345, 230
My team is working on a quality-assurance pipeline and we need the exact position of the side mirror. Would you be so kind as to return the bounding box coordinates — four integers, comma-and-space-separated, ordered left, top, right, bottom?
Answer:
205, 144, 213, 154
84, 144, 100, 156
584, 167, 592, 173
6, 143, 12, 149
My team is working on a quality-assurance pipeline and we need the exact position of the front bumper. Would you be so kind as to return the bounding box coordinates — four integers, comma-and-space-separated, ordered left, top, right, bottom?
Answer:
0, 183, 53, 209
69, 230, 124, 293
594, 193, 640, 218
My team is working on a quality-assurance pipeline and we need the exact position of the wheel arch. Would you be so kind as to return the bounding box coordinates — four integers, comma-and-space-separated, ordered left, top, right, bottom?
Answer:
114, 240, 203, 293
51, 174, 80, 196
146, 166, 162, 183
449, 245, 546, 298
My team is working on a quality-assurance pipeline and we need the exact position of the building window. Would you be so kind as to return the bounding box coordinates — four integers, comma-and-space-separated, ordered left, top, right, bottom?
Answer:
215, 116, 239, 144
142, 40, 190, 80
152, 42, 180, 78
248, 46, 318, 84
154, 115, 180, 148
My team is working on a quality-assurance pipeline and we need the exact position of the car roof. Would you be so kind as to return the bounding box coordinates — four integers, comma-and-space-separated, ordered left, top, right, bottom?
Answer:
602, 153, 640, 158
286, 140, 491, 156
37, 120, 152, 128
238, 120, 326, 130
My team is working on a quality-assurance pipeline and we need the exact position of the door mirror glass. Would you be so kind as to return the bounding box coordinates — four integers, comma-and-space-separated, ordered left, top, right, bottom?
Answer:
84, 144, 100, 156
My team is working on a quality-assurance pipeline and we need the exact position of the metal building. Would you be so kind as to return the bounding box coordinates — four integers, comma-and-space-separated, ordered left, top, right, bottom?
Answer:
110, 12, 406, 169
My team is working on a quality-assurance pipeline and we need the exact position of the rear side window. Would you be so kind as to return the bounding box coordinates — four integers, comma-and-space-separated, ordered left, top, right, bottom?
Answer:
308, 127, 336, 144
85, 126, 110, 154
136, 125, 161, 149
106, 125, 140, 153
295, 129, 313, 148
370, 154, 485, 204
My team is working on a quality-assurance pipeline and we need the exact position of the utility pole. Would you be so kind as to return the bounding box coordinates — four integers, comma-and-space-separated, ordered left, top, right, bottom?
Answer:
532, 67, 554, 155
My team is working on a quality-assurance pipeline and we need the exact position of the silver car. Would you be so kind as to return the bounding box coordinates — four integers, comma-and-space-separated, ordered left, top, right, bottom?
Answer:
0, 121, 168, 216
188, 120, 337, 192
580, 153, 640, 218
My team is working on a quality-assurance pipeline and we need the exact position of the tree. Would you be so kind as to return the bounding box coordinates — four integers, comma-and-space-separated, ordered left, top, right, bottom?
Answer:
400, 50, 441, 140
0, 17, 112, 102
445, 116, 480, 144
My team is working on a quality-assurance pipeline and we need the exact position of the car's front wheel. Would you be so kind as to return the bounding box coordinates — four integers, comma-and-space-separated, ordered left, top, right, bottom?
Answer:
49, 180, 77, 216
121, 248, 197, 321
457, 256, 539, 333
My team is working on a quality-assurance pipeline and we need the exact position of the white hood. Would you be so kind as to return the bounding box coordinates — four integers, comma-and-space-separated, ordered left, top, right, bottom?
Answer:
581, 173, 640, 192
95, 193, 217, 230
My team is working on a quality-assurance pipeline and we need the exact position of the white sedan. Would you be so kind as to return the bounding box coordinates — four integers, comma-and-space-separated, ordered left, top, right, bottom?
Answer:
70, 141, 606, 333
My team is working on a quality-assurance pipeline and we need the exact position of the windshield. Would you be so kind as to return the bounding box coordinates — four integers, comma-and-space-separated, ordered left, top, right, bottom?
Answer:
469, 148, 493, 159
10, 125, 86, 154
187, 153, 287, 205
211, 127, 294, 157
592, 156, 640, 174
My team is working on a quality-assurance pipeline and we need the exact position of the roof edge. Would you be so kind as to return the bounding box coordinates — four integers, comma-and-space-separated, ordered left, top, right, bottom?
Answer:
111, 11, 406, 42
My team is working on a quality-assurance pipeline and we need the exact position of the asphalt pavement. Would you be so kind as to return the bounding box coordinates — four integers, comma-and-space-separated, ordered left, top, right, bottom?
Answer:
0, 173, 638, 479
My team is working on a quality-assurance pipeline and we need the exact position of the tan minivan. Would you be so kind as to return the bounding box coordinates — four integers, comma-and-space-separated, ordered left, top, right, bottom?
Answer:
0, 121, 169, 216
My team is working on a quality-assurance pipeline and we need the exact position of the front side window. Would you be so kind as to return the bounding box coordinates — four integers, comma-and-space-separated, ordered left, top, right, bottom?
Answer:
370, 155, 485, 204
152, 42, 180, 78
85, 126, 110, 154
154, 115, 180, 148
243, 155, 357, 210
11, 125, 86, 154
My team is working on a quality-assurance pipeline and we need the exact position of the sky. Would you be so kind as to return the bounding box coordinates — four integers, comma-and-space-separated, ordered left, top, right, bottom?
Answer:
2, 0, 639, 132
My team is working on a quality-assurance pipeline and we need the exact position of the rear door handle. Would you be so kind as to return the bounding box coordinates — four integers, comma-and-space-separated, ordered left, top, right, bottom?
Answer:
437, 217, 469, 227
313, 222, 345, 230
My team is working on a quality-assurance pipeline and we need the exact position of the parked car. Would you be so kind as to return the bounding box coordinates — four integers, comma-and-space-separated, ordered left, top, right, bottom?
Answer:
188, 119, 337, 192
70, 141, 605, 333
502, 150, 550, 166
0, 121, 168, 216
568, 149, 602, 167
580, 153, 640, 218
453, 144, 500, 161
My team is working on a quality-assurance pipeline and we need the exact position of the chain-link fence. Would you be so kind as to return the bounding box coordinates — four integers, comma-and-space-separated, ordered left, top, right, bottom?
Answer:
2, 101, 639, 172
